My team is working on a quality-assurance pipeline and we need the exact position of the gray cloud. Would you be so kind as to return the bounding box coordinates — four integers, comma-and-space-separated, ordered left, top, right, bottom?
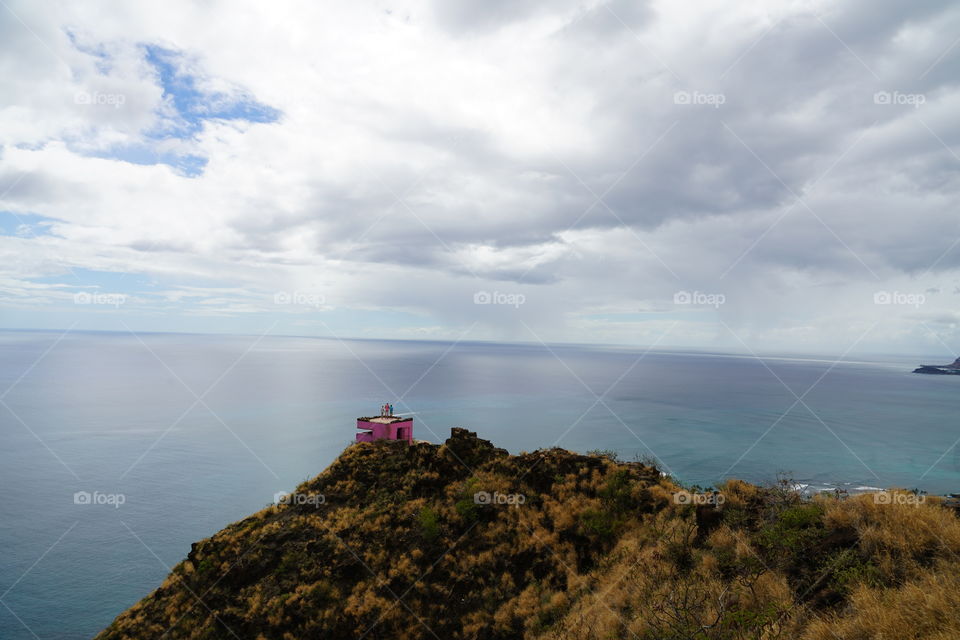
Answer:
2, 0, 960, 353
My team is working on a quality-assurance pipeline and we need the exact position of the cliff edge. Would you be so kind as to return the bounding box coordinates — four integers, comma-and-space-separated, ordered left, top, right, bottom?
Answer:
97, 429, 960, 640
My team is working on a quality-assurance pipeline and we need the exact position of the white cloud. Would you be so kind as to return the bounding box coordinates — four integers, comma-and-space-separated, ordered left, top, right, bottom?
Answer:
2, 0, 960, 354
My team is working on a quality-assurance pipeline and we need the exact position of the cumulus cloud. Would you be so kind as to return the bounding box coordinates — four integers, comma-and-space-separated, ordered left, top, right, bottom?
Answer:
1, 0, 960, 354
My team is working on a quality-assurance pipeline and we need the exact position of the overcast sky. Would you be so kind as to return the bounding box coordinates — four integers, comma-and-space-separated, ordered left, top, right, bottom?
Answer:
1, 0, 959, 356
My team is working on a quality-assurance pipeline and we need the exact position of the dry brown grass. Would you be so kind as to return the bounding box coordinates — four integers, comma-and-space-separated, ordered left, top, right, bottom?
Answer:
96, 435, 960, 640
803, 562, 960, 640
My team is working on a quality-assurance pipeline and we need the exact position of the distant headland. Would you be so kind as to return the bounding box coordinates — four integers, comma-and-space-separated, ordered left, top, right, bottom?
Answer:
913, 356, 960, 375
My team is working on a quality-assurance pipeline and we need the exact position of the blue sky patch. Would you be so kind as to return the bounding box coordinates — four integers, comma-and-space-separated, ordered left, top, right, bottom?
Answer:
0, 211, 59, 237
144, 45, 281, 141
82, 145, 209, 177
65, 29, 113, 74
34, 268, 144, 292
67, 41, 280, 177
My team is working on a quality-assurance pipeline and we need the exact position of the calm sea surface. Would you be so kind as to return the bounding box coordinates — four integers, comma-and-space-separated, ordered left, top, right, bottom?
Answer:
2, 330, 959, 638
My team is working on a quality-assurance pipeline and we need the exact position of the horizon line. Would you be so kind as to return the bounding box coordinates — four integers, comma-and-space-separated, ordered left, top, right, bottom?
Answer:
0, 325, 944, 365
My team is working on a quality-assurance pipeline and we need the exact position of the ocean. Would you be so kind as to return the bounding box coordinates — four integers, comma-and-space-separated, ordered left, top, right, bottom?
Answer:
1, 329, 958, 638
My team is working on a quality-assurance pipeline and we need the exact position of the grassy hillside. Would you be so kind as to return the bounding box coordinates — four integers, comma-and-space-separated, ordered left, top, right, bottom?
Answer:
97, 428, 960, 639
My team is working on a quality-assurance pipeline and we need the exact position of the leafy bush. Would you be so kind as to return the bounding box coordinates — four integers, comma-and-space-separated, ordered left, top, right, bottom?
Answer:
418, 506, 440, 541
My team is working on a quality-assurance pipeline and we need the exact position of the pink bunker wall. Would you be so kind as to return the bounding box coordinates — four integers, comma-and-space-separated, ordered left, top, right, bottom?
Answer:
356, 417, 414, 444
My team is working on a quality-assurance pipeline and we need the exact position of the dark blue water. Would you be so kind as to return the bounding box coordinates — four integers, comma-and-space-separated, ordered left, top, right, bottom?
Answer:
2, 330, 959, 638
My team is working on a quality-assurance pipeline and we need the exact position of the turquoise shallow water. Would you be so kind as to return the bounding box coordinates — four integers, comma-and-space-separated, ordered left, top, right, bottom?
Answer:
1, 330, 958, 638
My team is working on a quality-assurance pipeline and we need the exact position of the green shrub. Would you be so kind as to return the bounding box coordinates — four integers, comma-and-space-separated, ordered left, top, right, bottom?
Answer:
419, 506, 440, 541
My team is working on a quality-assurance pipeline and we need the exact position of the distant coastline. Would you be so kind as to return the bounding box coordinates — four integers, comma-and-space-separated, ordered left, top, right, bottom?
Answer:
914, 356, 960, 375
